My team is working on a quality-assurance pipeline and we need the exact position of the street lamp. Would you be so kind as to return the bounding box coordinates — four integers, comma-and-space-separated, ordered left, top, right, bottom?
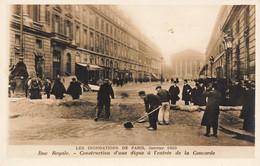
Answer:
223, 31, 233, 83
209, 56, 214, 78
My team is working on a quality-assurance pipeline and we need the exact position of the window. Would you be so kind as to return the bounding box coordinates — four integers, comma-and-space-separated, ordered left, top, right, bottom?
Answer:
75, 5, 80, 18
236, 19, 240, 34
15, 34, 20, 45
114, 43, 117, 56
110, 39, 113, 56
245, 6, 250, 25
76, 26, 80, 46
36, 39, 42, 49
33, 5, 40, 22
84, 30, 87, 49
53, 15, 60, 33
13, 5, 21, 15
101, 36, 104, 54
66, 53, 71, 74
65, 5, 72, 12
101, 20, 104, 31
95, 33, 100, 52
83, 9, 88, 23
95, 16, 99, 29
90, 32, 94, 51
45, 10, 50, 25
106, 23, 109, 34
90, 11, 94, 26
106, 39, 109, 55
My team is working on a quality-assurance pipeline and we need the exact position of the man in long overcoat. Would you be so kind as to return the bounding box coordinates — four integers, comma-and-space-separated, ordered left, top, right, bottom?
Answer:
95, 79, 114, 121
182, 80, 192, 105
168, 81, 180, 105
67, 78, 82, 100
201, 82, 222, 137
51, 77, 66, 99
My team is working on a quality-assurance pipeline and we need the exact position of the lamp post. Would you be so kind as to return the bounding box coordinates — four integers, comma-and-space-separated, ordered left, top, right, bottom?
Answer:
209, 56, 214, 78
223, 31, 233, 83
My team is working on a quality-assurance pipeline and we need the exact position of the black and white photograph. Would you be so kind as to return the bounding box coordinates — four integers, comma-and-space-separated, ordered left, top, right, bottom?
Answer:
0, 0, 259, 165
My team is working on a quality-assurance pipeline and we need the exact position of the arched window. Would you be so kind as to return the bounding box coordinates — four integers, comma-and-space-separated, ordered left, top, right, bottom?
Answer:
110, 61, 113, 68
66, 53, 71, 74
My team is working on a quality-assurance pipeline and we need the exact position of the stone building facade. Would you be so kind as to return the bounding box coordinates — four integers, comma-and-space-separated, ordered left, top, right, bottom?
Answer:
202, 5, 255, 81
10, 5, 163, 84
170, 49, 205, 80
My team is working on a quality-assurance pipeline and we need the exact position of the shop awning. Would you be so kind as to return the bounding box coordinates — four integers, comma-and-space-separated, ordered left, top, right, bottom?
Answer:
76, 63, 104, 71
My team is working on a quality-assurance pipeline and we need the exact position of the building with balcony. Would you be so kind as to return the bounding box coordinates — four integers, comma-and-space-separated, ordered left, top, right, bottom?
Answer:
9, 5, 163, 86
202, 5, 255, 82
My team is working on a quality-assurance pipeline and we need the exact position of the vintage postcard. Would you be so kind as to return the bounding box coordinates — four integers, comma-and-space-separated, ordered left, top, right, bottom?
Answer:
0, 0, 259, 166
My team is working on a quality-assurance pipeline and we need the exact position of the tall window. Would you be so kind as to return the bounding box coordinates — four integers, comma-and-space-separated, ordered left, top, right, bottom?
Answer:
15, 34, 20, 45
75, 5, 80, 18
90, 11, 94, 26
45, 9, 50, 26
66, 53, 71, 74
101, 20, 104, 31
84, 29, 87, 49
83, 8, 88, 23
76, 26, 80, 46
33, 5, 40, 22
101, 36, 104, 54
13, 5, 21, 15
53, 15, 60, 33
36, 39, 42, 49
95, 16, 99, 29
106, 23, 109, 34
95, 33, 100, 52
236, 19, 240, 34
245, 6, 250, 25
114, 43, 117, 57
106, 39, 109, 55
90, 32, 94, 51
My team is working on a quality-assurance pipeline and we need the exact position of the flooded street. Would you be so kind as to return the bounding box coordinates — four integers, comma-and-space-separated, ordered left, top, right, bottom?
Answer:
9, 82, 254, 146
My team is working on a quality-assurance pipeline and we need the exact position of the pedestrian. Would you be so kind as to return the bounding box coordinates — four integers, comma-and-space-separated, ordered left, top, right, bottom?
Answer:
168, 81, 180, 105
67, 78, 82, 100
51, 77, 66, 99
239, 81, 255, 132
182, 79, 192, 105
95, 78, 114, 121
156, 86, 170, 125
9, 78, 17, 97
44, 77, 52, 99
138, 91, 162, 131
28, 77, 42, 99
201, 82, 222, 137
191, 82, 202, 105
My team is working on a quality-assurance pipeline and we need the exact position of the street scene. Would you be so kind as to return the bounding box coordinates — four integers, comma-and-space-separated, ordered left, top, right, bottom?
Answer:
7, 4, 255, 147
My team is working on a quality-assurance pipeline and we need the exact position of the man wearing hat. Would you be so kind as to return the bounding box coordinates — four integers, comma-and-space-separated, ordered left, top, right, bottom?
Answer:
67, 78, 82, 100
95, 78, 114, 121
138, 91, 162, 130
156, 86, 170, 125
182, 79, 192, 105
168, 81, 180, 105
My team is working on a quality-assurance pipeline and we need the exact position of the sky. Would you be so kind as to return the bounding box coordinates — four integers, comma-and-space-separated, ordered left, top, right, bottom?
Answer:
118, 5, 221, 64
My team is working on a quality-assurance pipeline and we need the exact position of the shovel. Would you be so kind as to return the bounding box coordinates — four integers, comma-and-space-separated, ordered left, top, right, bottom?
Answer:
124, 106, 161, 129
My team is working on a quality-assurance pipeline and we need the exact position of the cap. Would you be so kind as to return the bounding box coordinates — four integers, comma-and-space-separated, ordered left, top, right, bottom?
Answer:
138, 91, 145, 96
155, 86, 161, 90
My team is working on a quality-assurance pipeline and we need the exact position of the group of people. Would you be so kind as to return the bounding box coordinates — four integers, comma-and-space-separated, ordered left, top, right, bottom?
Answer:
137, 78, 255, 136
26, 77, 82, 100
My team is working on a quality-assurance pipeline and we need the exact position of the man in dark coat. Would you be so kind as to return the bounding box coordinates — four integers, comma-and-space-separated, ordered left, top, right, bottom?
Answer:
239, 82, 255, 132
51, 77, 66, 99
168, 81, 180, 105
29, 77, 42, 99
201, 82, 222, 137
139, 91, 162, 131
44, 77, 52, 99
182, 80, 192, 105
191, 83, 203, 105
95, 79, 114, 121
67, 78, 82, 100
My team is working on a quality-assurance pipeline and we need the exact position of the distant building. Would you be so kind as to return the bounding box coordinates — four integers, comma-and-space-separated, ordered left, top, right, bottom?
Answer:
9, 5, 163, 87
170, 49, 205, 80
202, 5, 255, 81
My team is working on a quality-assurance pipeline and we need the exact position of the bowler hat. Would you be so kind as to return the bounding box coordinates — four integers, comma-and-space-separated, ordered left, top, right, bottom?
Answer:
138, 91, 145, 96
155, 86, 161, 90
